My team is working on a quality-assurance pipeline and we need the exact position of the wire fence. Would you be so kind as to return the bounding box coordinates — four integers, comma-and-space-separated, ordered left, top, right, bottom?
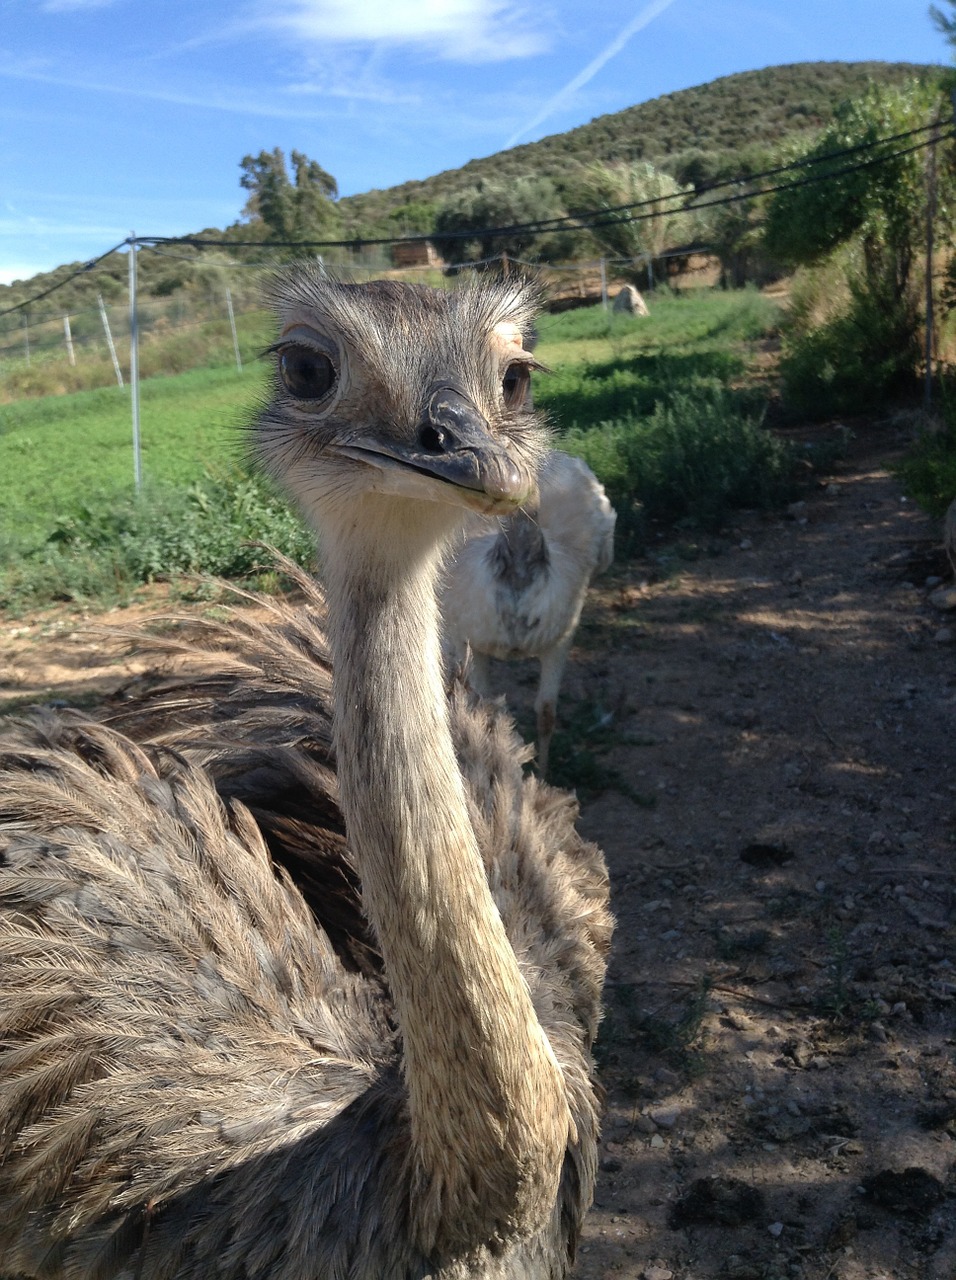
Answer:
0, 248, 706, 393
2, 106, 952, 484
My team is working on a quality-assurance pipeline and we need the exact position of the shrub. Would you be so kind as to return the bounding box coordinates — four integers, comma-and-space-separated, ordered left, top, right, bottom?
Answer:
560, 384, 797, 549
0, 469, 313, 612
780, 264, 921, 417
894, 420, 956, 518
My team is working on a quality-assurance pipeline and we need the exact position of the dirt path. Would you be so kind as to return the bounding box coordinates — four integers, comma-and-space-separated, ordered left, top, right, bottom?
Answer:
1, 424, 954, 1279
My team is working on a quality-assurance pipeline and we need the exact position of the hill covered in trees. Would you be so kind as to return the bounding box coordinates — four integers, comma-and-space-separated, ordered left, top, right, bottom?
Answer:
0, 59, 943, 318
339, 61, 941, 228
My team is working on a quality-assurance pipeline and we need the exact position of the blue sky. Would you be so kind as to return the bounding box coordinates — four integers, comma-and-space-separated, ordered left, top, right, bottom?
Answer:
1, 0, 949, 284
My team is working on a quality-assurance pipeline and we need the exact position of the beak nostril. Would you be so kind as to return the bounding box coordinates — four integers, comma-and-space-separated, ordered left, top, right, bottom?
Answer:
419, 424, 450, 453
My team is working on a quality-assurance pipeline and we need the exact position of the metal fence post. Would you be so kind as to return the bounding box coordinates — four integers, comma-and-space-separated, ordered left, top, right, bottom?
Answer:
98, 293, 124, 386
63, 314, 76, 366
226, 287, 242, 373
128, 233, 142, 492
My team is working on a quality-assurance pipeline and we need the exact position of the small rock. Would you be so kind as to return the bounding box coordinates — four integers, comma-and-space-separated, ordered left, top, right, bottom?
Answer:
650, 1133, 665, 1149
929, 585, 956, 611
634, 1115, 658, 1135
934, 627, 955, 644
648, 1105, 681, 1129
655, 1066, 681, 1088
767, 1220, 784, 1237
642, 1269, 673, 1280
783, 1039, 813, 1068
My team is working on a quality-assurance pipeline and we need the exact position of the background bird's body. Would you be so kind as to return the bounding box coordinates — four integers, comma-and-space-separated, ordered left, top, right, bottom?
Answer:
443, 451, 616, 774
0, 274, 611, 1279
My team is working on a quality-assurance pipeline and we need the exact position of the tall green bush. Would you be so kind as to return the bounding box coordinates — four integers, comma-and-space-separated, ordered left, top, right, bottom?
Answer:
764, 79, 949, 417
560, 384, 796, 548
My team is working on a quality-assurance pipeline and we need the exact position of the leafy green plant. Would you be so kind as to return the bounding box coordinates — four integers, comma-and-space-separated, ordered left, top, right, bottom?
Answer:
561, 384, 796, 549
894, 418, 956, 517
0, 470, 313, 612
765, 79, 948, 418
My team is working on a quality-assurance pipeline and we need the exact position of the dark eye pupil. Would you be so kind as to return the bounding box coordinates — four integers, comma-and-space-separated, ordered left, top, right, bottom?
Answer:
502, 364, 528, 408
280, 347, 336, 400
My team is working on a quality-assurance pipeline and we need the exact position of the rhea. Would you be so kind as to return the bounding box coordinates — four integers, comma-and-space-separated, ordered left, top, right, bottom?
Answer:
443, 450, 616, 776
0, 272, 611, 1279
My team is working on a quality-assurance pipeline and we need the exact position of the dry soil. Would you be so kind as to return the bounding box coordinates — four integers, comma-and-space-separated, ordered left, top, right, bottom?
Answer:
1, 420, 954, 1280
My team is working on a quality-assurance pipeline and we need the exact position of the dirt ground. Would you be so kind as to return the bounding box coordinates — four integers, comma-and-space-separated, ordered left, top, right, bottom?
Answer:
1, 419, 954, 1279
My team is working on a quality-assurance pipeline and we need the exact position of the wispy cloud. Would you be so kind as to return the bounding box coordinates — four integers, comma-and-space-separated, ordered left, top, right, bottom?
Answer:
505, 0, 680, 146
38, 0, 118, 10
257, 0, 549, 63
0, 59, 351, 119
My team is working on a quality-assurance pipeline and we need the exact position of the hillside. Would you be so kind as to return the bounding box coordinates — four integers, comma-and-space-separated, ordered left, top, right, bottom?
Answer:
0, 59, 943, 323
339, 61, 942, 222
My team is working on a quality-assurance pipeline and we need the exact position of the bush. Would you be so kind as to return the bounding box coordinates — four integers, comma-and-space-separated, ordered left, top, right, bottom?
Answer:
780, 272, 921, 418
0, 469, 314, 612
894, 420, 956, 518
559, 384, 797, 548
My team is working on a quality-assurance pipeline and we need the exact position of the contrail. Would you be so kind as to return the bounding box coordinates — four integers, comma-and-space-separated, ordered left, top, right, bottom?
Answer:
505, 0, 680, 148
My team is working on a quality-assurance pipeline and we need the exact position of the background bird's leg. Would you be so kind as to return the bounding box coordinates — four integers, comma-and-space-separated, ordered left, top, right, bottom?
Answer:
468, 649, 494, 700
535, 639, 571, 777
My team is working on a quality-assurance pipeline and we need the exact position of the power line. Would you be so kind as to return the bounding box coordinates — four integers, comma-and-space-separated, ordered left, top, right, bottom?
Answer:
145, 126, 953, 250
554, 115, 953, 229
0, 240, 129, 320
580, 129, 956, 231
1, 117, 952, 319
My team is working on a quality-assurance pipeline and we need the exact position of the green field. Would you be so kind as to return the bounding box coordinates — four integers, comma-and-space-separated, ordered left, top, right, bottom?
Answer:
0, 288, 790, 613
1, 365, 267, 543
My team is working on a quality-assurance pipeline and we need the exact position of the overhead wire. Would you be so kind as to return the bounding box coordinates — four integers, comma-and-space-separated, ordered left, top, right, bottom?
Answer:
142, 118, 954, 252
0, 239, 129, 319
1, 117, 952, 320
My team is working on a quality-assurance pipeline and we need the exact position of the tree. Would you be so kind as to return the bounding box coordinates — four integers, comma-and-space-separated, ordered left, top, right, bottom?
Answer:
239, 148, 340, 245
763, 79, 949, 412
431, 177, 577, 267
563, 162, 702, 286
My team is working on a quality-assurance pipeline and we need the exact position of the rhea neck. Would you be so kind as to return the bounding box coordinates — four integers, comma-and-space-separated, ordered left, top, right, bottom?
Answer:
313, 489, 571, 1258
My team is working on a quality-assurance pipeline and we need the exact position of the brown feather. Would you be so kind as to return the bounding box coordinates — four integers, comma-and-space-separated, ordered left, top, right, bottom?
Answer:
0, 273, 611, 1279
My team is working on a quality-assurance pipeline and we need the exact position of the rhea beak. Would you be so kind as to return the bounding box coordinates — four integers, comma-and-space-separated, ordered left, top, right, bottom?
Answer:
337, 384, 534, 514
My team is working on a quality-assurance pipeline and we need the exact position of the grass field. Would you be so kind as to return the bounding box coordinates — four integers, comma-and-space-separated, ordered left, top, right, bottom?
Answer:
0, 287, 789, 613
1, 365, 267, 544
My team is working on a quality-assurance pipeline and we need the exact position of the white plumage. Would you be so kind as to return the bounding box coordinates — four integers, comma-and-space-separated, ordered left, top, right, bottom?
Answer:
443, 450, 616, 775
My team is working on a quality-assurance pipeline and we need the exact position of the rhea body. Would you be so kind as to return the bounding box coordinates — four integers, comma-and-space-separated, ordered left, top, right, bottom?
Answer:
0, 273, 611, 1279
443, 451, 615, 775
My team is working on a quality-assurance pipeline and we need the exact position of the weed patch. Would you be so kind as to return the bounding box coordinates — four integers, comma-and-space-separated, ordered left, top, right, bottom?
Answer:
0, 470, 312, 613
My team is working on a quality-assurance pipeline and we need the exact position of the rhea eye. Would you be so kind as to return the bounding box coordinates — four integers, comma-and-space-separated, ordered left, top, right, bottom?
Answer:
279, 346, 337, 400
502, 362, 530, 410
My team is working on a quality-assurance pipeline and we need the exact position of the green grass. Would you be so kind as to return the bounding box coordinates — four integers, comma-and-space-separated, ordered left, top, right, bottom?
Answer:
0, 360, 301, 612
535, 290, 793, 547
536, 289, 778, 429
0, 286, 791, 612
1, 364, 267, 545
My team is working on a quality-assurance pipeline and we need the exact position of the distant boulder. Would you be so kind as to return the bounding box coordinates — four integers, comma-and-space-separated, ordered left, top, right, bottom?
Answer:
612, 284, 649, 316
